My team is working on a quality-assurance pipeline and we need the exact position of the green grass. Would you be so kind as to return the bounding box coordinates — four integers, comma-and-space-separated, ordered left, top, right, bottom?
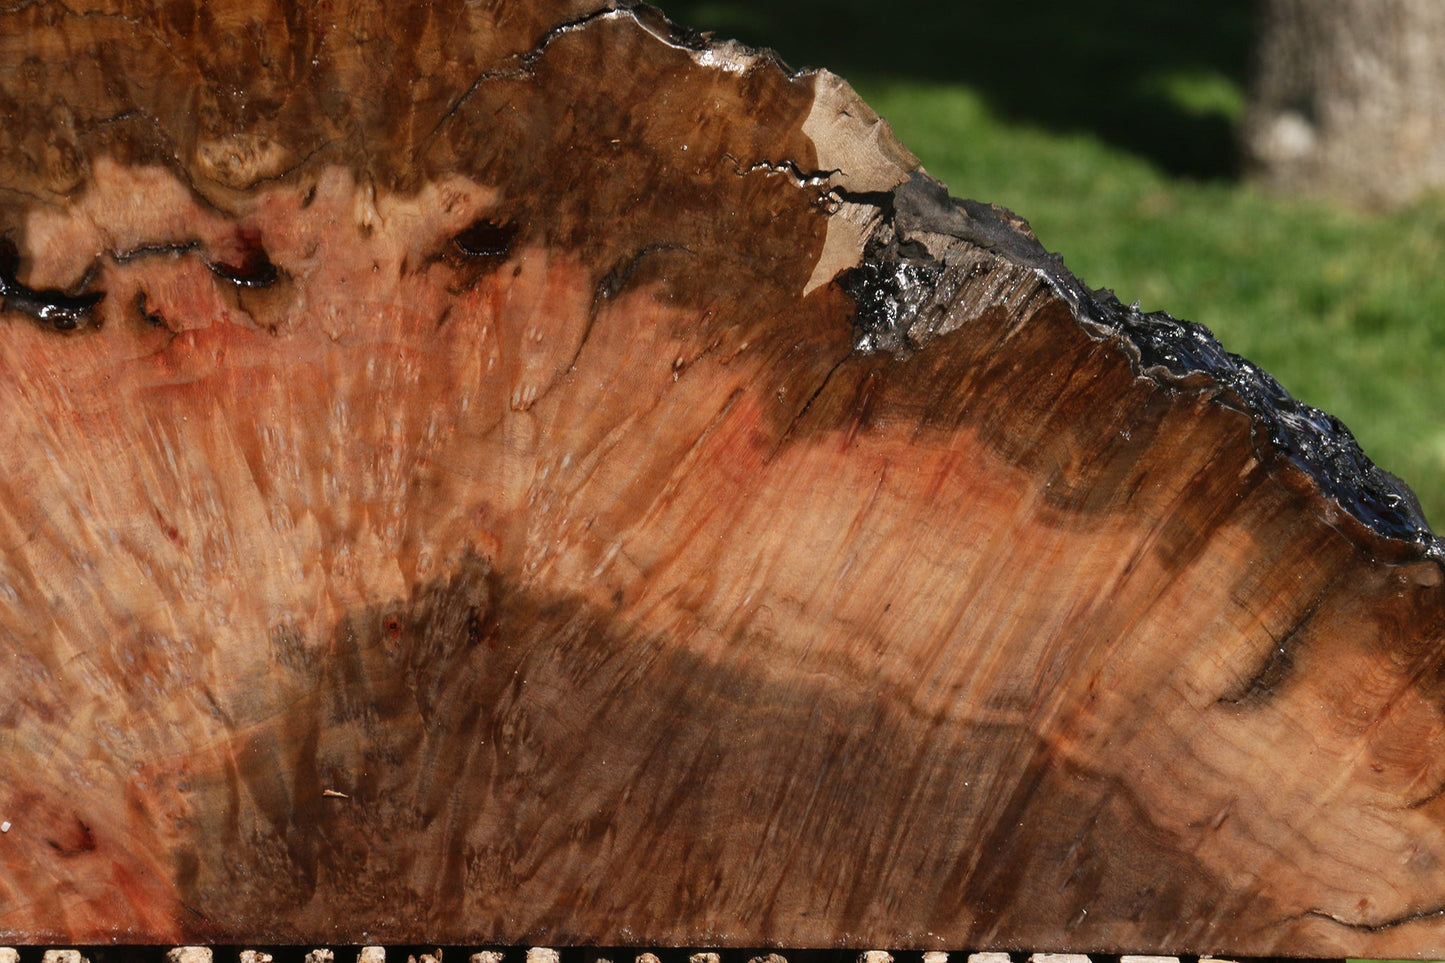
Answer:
671, 0, 1445, 529
861, 79, 1445, 527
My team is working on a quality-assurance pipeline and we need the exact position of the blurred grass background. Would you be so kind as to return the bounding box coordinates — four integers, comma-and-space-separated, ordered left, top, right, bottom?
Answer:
672, 0, 1445, 528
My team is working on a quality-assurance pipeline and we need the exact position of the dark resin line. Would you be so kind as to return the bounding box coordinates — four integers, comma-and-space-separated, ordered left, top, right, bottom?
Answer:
0, 238, 103, 331
113, 240, 202, 263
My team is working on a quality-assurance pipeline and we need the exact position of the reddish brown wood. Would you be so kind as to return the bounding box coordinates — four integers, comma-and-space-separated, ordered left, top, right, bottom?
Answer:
1, 0, 1444, 957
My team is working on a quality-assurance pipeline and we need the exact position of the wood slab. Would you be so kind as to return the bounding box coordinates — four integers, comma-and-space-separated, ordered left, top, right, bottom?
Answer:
1, 0, 1443, 957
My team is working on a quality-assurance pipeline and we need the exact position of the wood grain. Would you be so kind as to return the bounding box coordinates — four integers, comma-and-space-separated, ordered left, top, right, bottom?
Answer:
0, 0, 1443, 957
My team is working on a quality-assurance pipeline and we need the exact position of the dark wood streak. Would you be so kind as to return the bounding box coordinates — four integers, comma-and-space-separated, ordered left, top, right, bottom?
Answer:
1217, 593, 1330, 708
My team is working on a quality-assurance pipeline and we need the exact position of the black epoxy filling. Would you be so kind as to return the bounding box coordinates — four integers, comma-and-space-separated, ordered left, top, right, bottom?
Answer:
846, 171, 1442, 559
453, 219, 518, 258
1083, 290, 1435, 552
841, 251, 943, 354
207, 248, 279, 288
0, 237, 103, 331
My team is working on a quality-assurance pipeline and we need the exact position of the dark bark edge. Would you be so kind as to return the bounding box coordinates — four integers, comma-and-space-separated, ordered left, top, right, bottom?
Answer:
843, 170, 1441, 562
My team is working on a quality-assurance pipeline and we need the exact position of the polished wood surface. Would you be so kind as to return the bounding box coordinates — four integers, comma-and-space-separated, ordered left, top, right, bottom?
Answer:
0, 1, 1443, 956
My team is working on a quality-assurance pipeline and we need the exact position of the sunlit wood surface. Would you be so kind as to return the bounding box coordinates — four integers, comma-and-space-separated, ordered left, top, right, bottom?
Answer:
0, 1, 1443, 957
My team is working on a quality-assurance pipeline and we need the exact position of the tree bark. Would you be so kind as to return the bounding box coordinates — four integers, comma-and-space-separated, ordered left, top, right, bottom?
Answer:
1242, 0, 1445, 204
1, 0, 1444, 957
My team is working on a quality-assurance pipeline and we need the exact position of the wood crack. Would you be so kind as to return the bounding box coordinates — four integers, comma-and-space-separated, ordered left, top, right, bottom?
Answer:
1304, 903, 1445, 933
423, 4, 629, 148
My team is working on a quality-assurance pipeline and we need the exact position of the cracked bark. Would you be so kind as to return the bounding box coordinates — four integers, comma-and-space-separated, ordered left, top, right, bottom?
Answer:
1, 0, 1444, 958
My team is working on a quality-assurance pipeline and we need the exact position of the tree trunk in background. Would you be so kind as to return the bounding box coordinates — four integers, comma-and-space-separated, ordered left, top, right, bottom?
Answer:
1242, 0, 1445, 205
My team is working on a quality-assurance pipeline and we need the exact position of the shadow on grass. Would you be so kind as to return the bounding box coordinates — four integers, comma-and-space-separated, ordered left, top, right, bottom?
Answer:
669, 0, 1259, 180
